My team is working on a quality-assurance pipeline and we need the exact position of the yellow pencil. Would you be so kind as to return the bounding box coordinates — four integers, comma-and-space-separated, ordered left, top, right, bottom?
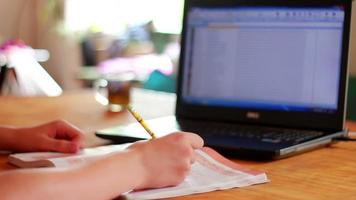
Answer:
126, 105, 157, 139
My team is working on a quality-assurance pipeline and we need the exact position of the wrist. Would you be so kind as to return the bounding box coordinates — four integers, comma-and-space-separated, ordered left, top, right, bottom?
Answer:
128, 148, 149, 189
0, 126, 18, 151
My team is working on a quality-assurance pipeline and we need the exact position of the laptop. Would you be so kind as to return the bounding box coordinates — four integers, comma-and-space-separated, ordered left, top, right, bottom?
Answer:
96, 0, 352, 159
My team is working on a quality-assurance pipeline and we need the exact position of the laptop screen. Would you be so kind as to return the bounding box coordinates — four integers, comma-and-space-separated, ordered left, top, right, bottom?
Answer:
181, 7, 345, 113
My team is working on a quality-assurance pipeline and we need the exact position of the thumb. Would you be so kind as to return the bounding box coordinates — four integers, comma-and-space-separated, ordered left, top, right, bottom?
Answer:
46, 139, 80, 153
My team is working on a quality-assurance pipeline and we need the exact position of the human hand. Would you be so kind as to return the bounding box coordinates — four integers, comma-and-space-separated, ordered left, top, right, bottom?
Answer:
129, 132, 204, 189
10, 120, 84, 153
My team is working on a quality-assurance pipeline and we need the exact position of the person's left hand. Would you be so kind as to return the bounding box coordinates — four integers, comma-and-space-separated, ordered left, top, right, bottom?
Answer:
10, 120, 85, 153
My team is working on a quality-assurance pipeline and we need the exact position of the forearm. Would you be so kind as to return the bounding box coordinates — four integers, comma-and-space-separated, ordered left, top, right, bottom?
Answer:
69, 149, 146, 199
0, 127, 16, 151
0, 149, 146, 200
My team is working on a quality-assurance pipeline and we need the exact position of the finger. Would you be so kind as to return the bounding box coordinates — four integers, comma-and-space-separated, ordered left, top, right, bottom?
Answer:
128, 140, 147, 149
54, 120, 85, 142
71, 136, 85, 149
180, 132, 204, 149
47, 139, 80, 153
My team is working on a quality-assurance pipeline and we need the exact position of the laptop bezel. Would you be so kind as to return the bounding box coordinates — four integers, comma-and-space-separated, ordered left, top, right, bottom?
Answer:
176, 0, 352, 132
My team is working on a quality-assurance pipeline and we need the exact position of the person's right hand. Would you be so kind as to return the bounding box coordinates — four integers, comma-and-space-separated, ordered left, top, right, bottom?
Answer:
129, 132, 204, 190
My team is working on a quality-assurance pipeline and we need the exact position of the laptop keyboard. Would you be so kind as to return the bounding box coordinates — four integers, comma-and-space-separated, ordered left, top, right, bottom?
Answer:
179, 120, 324, 144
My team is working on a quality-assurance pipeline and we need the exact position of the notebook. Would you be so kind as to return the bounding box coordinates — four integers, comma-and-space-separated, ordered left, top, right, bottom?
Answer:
96, 0, 352, 159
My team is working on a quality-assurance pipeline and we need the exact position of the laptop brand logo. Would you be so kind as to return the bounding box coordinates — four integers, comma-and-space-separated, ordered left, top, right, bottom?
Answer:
246, 112, 260, 119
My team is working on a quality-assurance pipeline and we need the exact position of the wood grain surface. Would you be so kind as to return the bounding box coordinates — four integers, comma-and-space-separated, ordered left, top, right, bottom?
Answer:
0, 89, 355, 200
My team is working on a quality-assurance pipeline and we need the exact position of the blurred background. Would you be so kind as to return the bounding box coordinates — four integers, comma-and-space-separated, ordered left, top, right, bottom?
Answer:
0, 0, 182, 93
0, 0, 356, 118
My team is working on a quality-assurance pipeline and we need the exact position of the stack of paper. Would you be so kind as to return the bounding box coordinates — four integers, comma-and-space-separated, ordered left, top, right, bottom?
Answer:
8, 145, 268, 199
8, 144, 131, 168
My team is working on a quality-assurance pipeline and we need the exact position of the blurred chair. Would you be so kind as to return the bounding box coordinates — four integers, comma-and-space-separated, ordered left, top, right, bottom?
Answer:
0, 47, 62, 96
81, 38, 97, 66
0, 62, 7, 93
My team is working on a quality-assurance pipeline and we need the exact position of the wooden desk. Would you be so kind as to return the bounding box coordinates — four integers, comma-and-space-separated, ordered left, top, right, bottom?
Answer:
1, 89, 356, 199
